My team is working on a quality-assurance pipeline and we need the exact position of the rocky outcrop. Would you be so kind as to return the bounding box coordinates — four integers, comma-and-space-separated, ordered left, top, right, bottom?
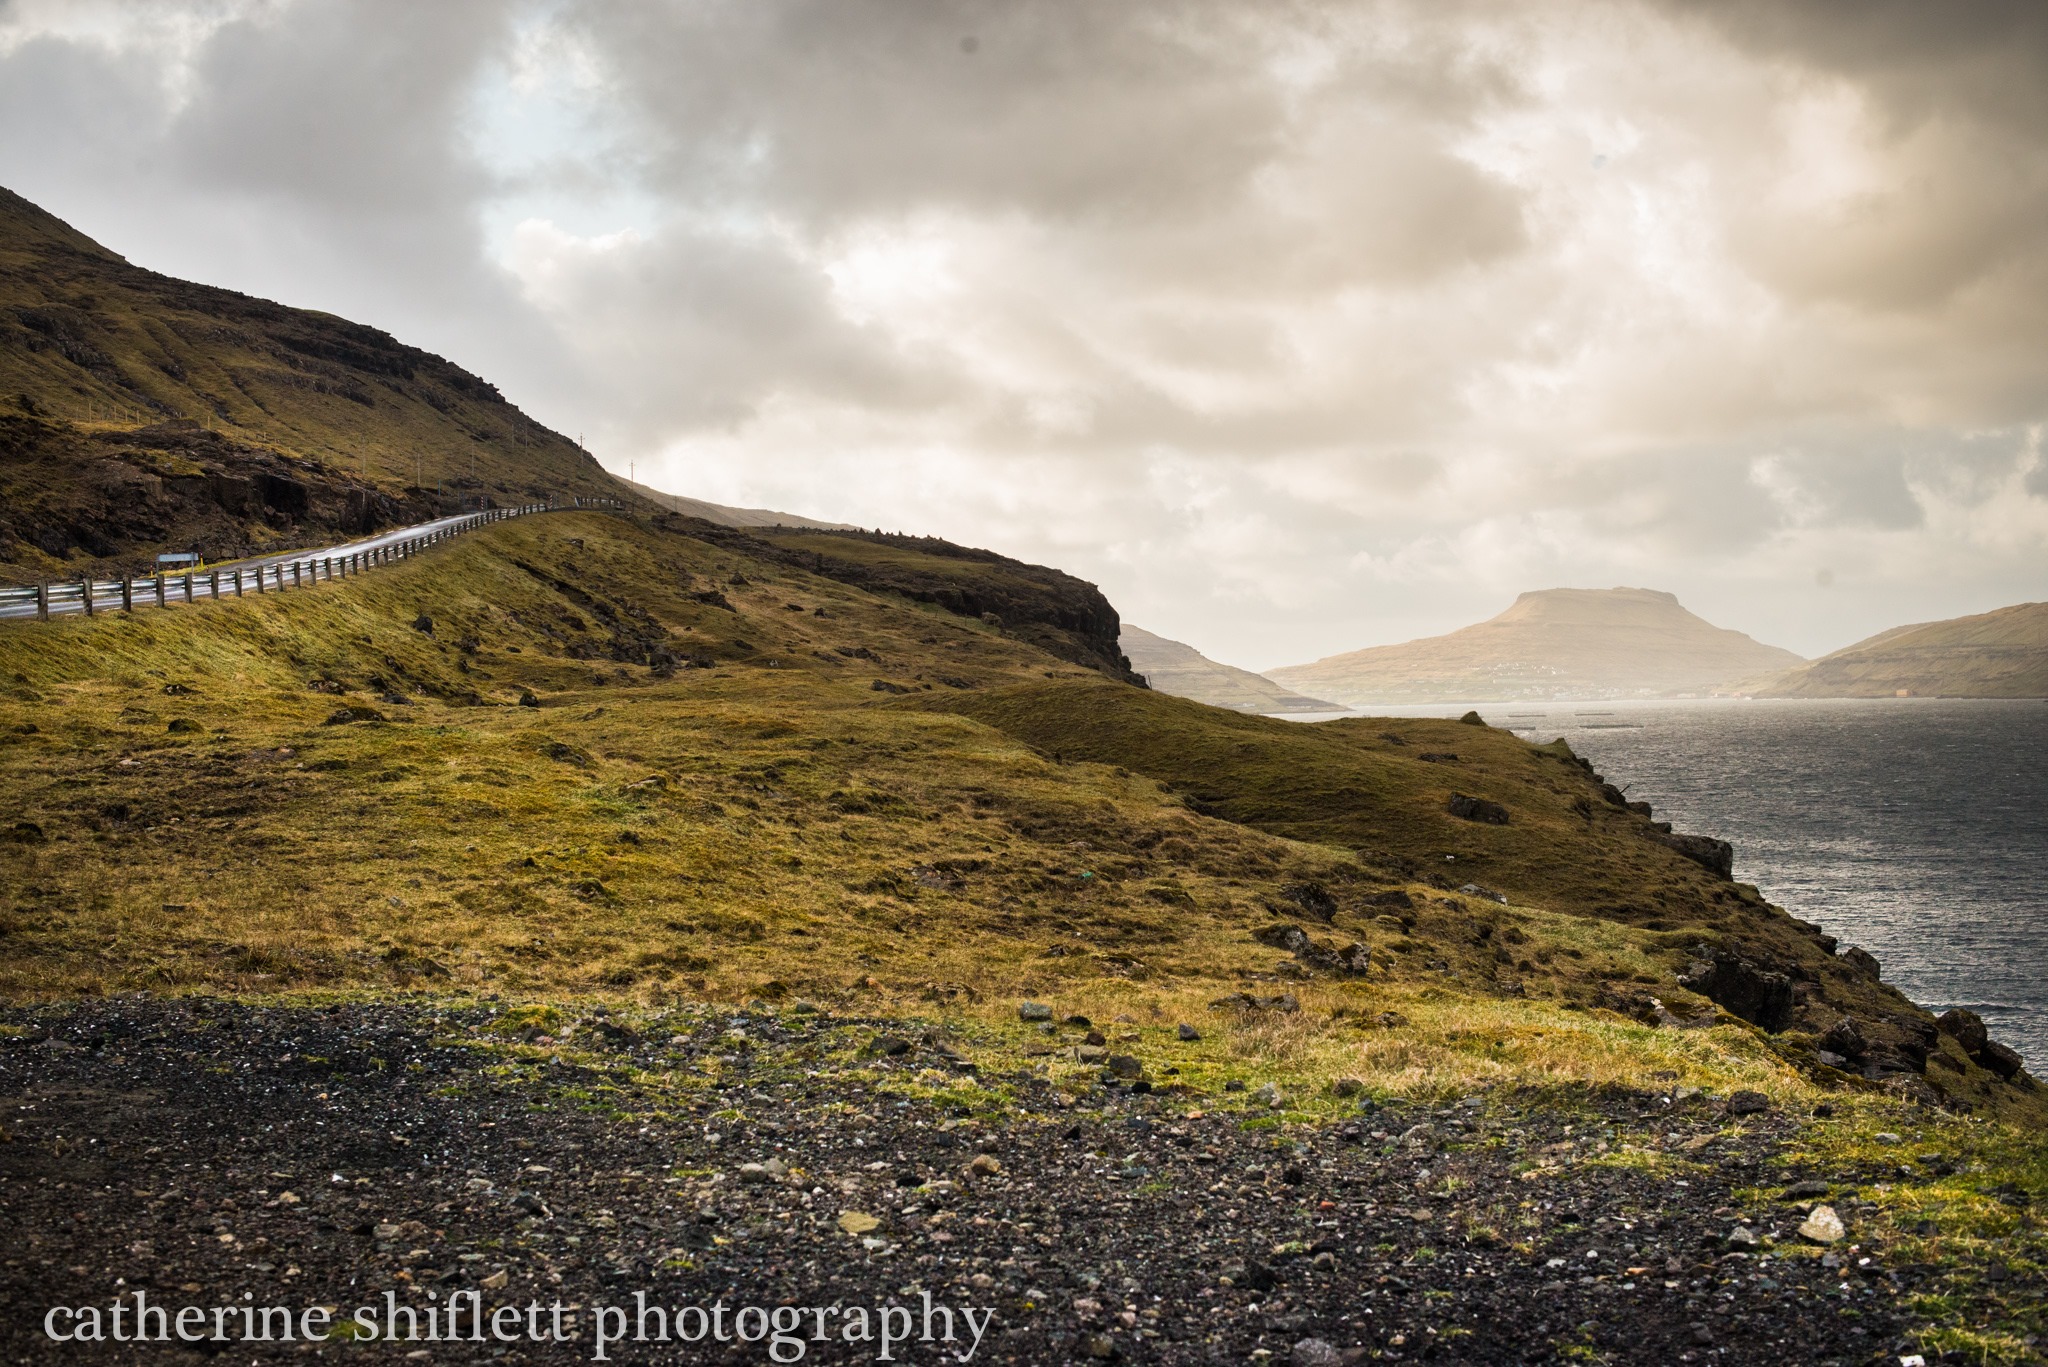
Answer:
1446, 793, 1509, 825
1651, 830, 1734, 879
680, 522, 1145, 684
1938, 1009, 2029, 1081
1678, 948, 1794, 1032
1253, 923, 1372, 977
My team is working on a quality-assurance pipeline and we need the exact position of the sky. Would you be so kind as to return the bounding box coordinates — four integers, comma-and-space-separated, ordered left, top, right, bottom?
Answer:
2, 0, 2044, 670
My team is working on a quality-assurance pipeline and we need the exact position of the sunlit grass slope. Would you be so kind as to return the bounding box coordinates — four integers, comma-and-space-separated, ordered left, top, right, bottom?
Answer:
0, 511, 2035, 1122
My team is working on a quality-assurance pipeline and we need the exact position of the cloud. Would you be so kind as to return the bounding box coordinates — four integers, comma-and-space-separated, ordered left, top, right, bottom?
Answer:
1, 0, 2044, 664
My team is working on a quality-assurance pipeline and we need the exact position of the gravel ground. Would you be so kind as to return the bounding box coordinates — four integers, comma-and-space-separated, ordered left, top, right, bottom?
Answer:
1, 1000, 1928, 1365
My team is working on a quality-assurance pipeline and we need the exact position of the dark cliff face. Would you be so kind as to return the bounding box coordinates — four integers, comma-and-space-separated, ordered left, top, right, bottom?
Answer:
0, 415, 457, 579
674, 521, 1144, 685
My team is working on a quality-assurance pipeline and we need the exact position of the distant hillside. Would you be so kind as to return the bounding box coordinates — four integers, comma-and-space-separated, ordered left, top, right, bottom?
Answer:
1121, 624, 1339, 713
1745, 601, 2048, 698
0, 185, 634, 578
616, 474, 856, 531
1269, 587, 1804, 705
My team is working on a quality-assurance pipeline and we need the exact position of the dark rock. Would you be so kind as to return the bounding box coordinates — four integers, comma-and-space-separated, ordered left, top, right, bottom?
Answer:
411, 614, 433, 635
1365, 889, 1414, 910
517, 690, 541, 708
1253, 923, 1313, 955
1280, 881, 1338, 921
1177, 1023, 1201, 1041
1978, 1040, 2025, 1080
1105, 1054, 1143, 1079
1652, 831, 1735, 879
1839, 945, 1882, 979
1678, 949, 1794, 1032
1937, 1008, 1988, 1055
867, 1036, 912, 1058
1458, 710, 1487, 726
5, 820, 46, 844
870, 679, 910, 694
1417, 752, 1459, 763
1820, 1018, 1868, 1060
1783, 1179, 1831, 1199
322, 706, 385, 725
1446, 793, 1509, 825
166, 718, 200, 734
1458, 882, 1508, 904
1726, 1090, 1770, 1116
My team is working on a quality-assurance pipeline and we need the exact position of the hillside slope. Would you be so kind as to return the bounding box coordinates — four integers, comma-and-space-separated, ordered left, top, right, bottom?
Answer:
0, 185, 638, 579
0, 507, 2028, 1118
1270, 587, 1804, 704
1746, 601, 2048, 698
1121, 624, 1339, 713
615, 473, 856, 531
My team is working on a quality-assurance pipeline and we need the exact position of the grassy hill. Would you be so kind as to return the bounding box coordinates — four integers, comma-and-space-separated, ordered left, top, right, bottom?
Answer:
1271, 587, 1804, 704
0, 507, 2028, 1123
1746, 601, 2048, 698
0, 185, 632, 579
1120, 624, 1339, 713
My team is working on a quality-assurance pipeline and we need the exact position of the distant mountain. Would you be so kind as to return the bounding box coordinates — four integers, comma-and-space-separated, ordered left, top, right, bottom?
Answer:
1268, 587, 1804, 705
1743, 601, 2048, 698
615, 474, 856, 531
1119, 625, 1339, 714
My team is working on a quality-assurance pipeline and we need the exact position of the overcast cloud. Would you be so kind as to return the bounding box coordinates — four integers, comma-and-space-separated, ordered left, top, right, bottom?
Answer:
2, 0, 2043, 666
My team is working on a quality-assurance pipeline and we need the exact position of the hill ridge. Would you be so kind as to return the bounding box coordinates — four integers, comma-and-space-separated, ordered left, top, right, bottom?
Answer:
1745, 600, 2048, 698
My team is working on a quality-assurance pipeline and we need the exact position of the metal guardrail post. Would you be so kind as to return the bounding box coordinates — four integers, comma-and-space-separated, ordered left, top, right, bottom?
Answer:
82, 579, 94, 617
183, 574, 193, 603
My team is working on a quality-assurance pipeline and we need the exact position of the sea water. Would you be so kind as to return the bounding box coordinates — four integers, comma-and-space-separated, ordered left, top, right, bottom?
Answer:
1298, 698, 2048, 1066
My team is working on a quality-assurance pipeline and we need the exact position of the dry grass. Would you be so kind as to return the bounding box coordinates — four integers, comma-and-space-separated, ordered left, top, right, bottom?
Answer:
0, 512, 2037, 1131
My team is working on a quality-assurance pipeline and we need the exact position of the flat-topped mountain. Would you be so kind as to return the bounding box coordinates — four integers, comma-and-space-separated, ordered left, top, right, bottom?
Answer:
1119, 624, 1339, 714
1745, 600, 2048, 698
1268, 587, 1804, 705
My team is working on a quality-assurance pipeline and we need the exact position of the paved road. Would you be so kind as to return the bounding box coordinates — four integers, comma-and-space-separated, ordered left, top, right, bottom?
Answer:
0, 500, 612, 621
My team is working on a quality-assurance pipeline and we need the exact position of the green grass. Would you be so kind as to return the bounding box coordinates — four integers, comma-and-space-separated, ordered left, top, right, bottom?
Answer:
2, 510, 2041, 1149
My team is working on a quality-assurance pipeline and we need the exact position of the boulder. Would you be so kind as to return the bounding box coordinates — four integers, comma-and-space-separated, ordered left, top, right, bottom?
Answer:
1252, 924, 1312, 955
1839, 945, 1881, 979
1978, 1040, 2025, 1080
1017, 1002, 1053, 1022
1936, 1008, 1988, 1055
1446, 793, 1510, 825
1819, 1017, 1868, 1061
1678, 948, 1794, 1032
1279, 881, 1339, 921
1652, 831, 1735, 879
1798, 1206, 1846, 1244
